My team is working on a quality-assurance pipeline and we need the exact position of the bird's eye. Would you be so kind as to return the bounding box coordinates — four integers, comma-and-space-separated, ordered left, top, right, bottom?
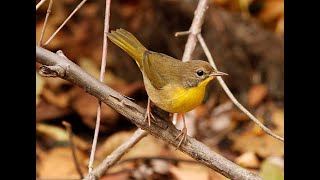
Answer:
196, 70, 204, 76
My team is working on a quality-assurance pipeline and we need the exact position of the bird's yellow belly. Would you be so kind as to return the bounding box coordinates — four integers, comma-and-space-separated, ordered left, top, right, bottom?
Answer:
168, 86, 206, 112
148, 85, 206, 113
144, 75, 213, 113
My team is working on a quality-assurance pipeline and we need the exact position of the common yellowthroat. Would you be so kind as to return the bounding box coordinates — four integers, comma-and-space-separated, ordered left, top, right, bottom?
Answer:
107, 29, 227, 147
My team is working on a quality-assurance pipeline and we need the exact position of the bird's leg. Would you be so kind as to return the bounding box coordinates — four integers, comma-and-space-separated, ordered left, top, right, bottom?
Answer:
144, 98, 155, 126
175, 114, 187, 149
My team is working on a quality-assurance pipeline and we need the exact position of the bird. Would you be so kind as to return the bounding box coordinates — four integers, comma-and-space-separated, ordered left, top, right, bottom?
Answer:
107, 28, 227, 148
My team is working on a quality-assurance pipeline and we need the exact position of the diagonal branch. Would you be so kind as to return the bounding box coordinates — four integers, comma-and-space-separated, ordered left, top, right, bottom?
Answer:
84, 129, 148, 179
197, 34, 284, 141
42, 0, 88, 46
36, 45, 262, 180
36, 0, 48, 10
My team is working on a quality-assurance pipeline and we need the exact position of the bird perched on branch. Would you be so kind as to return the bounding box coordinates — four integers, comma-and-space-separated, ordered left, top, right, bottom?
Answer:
107, 28, 227, 148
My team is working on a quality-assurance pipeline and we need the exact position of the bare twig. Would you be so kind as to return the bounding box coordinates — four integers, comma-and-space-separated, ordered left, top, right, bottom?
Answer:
42, 0, 88, 46
181, 0, 208, 62
175, 30, 190, 37
87, 0, 112, 174
197, 34, 284, 141
38, 0, 53, 46
62, 121, 84, 179
36, 0, 48, 10
36, 45, 262, 180
85, 129, 148, 179
173, 0, 209, 130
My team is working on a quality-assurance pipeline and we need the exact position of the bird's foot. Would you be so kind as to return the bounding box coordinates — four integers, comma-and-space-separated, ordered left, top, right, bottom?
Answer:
144, 107, 155, 127
175, 126, 187, 149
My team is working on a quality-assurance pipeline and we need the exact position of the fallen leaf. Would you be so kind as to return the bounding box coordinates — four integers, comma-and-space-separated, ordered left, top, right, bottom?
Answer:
248, 84, 268, 107
71, 87, 119, 131
235, 151, 260, 168
208, 169, 229, 180
169, 165, 209, 180
231, 107, 283, 158
37, 147, 87, 179
36, 100, 72, 122
36, 123, 89, 150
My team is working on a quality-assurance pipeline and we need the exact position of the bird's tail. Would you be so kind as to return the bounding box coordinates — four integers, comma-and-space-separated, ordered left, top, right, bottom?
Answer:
107, 28, 148, 68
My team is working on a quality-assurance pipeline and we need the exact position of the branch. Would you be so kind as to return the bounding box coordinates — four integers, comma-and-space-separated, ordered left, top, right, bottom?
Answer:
197, 34, 284, 142
36, 45, 262, 180
36, 0, 48, 10
84, 129, 148, 179
88, 0, 112, 174
181, 0, 208, 62
38, 0, 53, 46
42, 0, 88, 46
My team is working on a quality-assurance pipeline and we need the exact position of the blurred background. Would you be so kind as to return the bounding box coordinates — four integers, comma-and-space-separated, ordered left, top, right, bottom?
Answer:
36, 0, 284, 179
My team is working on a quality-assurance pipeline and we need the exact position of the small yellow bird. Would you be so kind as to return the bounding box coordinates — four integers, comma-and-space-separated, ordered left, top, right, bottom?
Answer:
107, 29, 227, 147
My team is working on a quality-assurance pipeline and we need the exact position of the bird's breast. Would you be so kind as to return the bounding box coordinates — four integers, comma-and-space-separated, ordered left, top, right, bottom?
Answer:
145, 82, 207, 113
144, 74, 213, 113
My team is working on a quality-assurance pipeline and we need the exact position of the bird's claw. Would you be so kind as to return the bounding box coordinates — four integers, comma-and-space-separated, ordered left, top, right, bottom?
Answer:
175, 127, 187, 150
144, 107, 155, 127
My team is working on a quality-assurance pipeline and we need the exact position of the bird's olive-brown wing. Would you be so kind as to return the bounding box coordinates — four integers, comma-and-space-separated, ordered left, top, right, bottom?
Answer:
142, 51, 182, 90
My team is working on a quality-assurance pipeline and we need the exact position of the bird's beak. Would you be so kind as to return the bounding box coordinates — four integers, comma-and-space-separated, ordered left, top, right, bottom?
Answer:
210, 70, 228, 77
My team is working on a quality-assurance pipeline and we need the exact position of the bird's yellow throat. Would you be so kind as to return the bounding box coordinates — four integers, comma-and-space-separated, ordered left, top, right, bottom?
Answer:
167, 76, 214, 113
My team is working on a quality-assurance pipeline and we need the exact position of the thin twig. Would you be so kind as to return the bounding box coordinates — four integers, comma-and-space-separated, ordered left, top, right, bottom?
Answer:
175, 30, 190, 37
62, 121, 84, 179
197, 34, 284, 141
36, 0, 48, 10
38, 0, 53, 46
85, 129, 148, 179
42, 0, 88, 46
36, 45, 262, 180
88, 0, 112, 174
181, 0, 208, 62
173, 0, 209, 129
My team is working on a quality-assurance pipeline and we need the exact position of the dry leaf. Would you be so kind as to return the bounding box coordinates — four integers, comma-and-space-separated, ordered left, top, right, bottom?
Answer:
169, 165, 209, 180
36, 100, 72, 122
42, 88, 71, 108
37, 147, 87, 179
248, 84, 268, 107
235, 151, 260, 168
71, 88, 119, 131
36, 123, 89, 150
231, 108, 284, 157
